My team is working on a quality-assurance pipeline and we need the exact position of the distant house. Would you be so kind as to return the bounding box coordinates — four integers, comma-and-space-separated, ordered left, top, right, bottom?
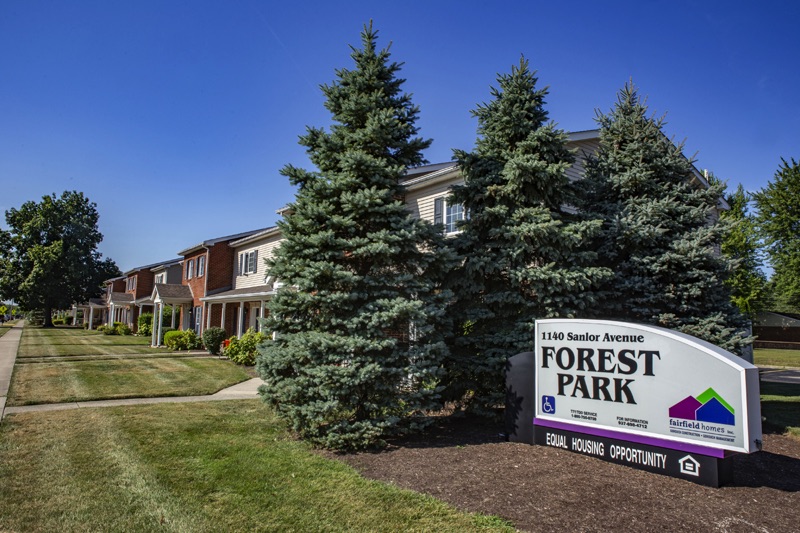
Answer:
138, 129, 728, 347
104, 259, 182, 332
753, 312, 800, 346
200, 226, 283, 338
150, 228, 268, 346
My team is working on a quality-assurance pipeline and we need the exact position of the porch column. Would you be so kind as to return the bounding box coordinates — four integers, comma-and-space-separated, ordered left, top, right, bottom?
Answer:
206, 302, 212, 330
156, 303, 165, 347
237, 301, 245, 338
88, 306, 95, 330
259, 300, 265, 332
171, 305, 176, 329
151, 304, 158, 347
109, 303, 115, 325
221, 303, 226, 331
72, 307, 78, 326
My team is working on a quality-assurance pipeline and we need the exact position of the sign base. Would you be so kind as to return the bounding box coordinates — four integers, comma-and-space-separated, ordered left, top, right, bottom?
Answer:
534, 424, 733, 487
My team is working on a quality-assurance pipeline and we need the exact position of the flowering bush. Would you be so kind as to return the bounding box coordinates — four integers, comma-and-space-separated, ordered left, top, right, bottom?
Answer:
223, 328, 266, 365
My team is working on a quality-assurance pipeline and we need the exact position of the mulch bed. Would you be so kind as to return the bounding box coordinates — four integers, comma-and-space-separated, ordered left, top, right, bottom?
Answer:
326, 416, 800, 532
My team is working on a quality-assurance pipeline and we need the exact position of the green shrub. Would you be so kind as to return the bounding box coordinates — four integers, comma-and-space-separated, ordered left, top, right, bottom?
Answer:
164, 330, 201, 351
202, 327, 228, 355
52, 318, 65, 326
115, 323, 132, 336
137, 313, 153, 336
224, 328, 266, 365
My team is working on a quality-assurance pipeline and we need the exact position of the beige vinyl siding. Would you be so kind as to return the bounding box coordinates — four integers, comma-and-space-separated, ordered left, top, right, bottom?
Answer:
404, 176, 464, 223
233, 233, 284, 290
403, 139, 599, 223
566, 139, 600, 182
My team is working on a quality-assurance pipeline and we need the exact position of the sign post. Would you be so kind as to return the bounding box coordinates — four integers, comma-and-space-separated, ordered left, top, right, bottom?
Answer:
528, 319, 762, 487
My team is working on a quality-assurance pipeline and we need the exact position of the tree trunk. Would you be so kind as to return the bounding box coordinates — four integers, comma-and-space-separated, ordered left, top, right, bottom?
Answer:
42, 305, 54, 328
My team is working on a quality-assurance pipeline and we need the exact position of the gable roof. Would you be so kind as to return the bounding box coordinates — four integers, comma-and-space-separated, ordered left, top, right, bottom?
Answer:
228, 226, 280, 248
177, 227, 272, 256
151, 283, 194, 304
108, 292, 134, 305
124, 258, 183, 277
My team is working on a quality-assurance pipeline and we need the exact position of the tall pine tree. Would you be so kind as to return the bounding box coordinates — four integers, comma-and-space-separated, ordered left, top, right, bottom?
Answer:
444, 59, 611, 413
578, 83, 750, 353
256, 24, 452, 449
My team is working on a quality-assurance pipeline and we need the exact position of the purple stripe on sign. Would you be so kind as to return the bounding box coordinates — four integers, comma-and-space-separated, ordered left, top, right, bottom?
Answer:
533, 418, 726, 458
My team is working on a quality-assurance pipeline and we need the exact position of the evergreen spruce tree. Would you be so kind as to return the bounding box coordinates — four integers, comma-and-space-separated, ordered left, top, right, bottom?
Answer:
578, 83, 750, 353
256, 24, 452, 449
444, 59, 611, 413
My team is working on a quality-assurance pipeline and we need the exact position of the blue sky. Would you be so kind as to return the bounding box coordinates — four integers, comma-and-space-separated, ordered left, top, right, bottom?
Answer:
1, 1, 798, 271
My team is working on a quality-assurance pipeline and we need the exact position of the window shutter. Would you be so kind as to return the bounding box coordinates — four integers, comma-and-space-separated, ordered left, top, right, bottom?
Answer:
434, 197, 443, 225
253, 250, 258, 273
238, 254, 243, 275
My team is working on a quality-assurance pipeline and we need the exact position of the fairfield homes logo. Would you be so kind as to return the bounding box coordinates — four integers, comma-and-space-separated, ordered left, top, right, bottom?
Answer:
668, 388, 736, 442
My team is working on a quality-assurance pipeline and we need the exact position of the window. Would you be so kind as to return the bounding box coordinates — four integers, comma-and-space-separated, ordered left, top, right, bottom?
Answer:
434, 197, 465, 234
187, 259, 195, 280
197, 255, 206, 277
126, 277, 136, 291
154, 273, 165, 284
239, 250, 258, 275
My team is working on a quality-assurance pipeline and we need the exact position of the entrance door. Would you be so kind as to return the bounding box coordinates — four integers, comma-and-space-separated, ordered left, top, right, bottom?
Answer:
193, 306, 202, 335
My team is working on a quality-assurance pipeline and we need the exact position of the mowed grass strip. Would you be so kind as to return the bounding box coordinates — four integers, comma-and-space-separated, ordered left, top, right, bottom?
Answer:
0, 401, 513, 533
7, 357, 251, 406
754, 348, 800, 368
761, 381, 800, 438
18, 326, 172, 357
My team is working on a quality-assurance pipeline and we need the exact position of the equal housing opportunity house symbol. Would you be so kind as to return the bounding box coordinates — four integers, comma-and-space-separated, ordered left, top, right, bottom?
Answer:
669, 388, 735, 426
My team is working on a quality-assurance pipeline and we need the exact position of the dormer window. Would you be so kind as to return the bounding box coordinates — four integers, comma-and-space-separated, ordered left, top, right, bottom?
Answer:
187, 259, 195, 280
197, 255, 206, 277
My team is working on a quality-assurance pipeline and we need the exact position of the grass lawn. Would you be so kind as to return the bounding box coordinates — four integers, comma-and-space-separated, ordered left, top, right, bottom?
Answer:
761, 380, 800, 438
0, 401, 511, 532
0, 325, 10, 338
18, 326, 174, 357
8, 356, 251, 406
754, 348, 800, 368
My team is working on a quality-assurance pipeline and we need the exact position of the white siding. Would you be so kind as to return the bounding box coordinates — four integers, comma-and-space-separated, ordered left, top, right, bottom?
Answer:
233, 233, 284, 290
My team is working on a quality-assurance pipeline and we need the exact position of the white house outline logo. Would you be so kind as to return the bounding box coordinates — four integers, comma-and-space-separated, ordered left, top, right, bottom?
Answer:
678, 455, 701, 477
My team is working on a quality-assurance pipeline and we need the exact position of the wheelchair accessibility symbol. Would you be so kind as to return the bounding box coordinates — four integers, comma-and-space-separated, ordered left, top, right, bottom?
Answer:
542, 395, 556, 414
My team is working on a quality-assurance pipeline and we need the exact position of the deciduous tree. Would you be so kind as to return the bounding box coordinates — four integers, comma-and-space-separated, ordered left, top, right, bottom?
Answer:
754, 158, 800, 313
0, 191, 120, 327
717, 182, 767, 317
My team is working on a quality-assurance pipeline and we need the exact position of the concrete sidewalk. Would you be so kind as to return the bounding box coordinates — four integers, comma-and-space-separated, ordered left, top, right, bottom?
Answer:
2, 377, 265, 418
0, 320, 265, 420
0, 321, 24, 419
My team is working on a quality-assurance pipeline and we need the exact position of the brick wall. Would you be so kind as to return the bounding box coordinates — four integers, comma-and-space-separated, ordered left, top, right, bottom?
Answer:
207, 243, 236, 293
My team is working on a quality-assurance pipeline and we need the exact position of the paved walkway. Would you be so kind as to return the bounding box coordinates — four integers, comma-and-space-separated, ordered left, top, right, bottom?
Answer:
760, 367, 800, 384
0, 321, 24, 419
0, 321, 265, 420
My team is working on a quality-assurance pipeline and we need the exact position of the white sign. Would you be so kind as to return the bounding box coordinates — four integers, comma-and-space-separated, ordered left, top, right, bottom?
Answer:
535, 319, 762, 454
